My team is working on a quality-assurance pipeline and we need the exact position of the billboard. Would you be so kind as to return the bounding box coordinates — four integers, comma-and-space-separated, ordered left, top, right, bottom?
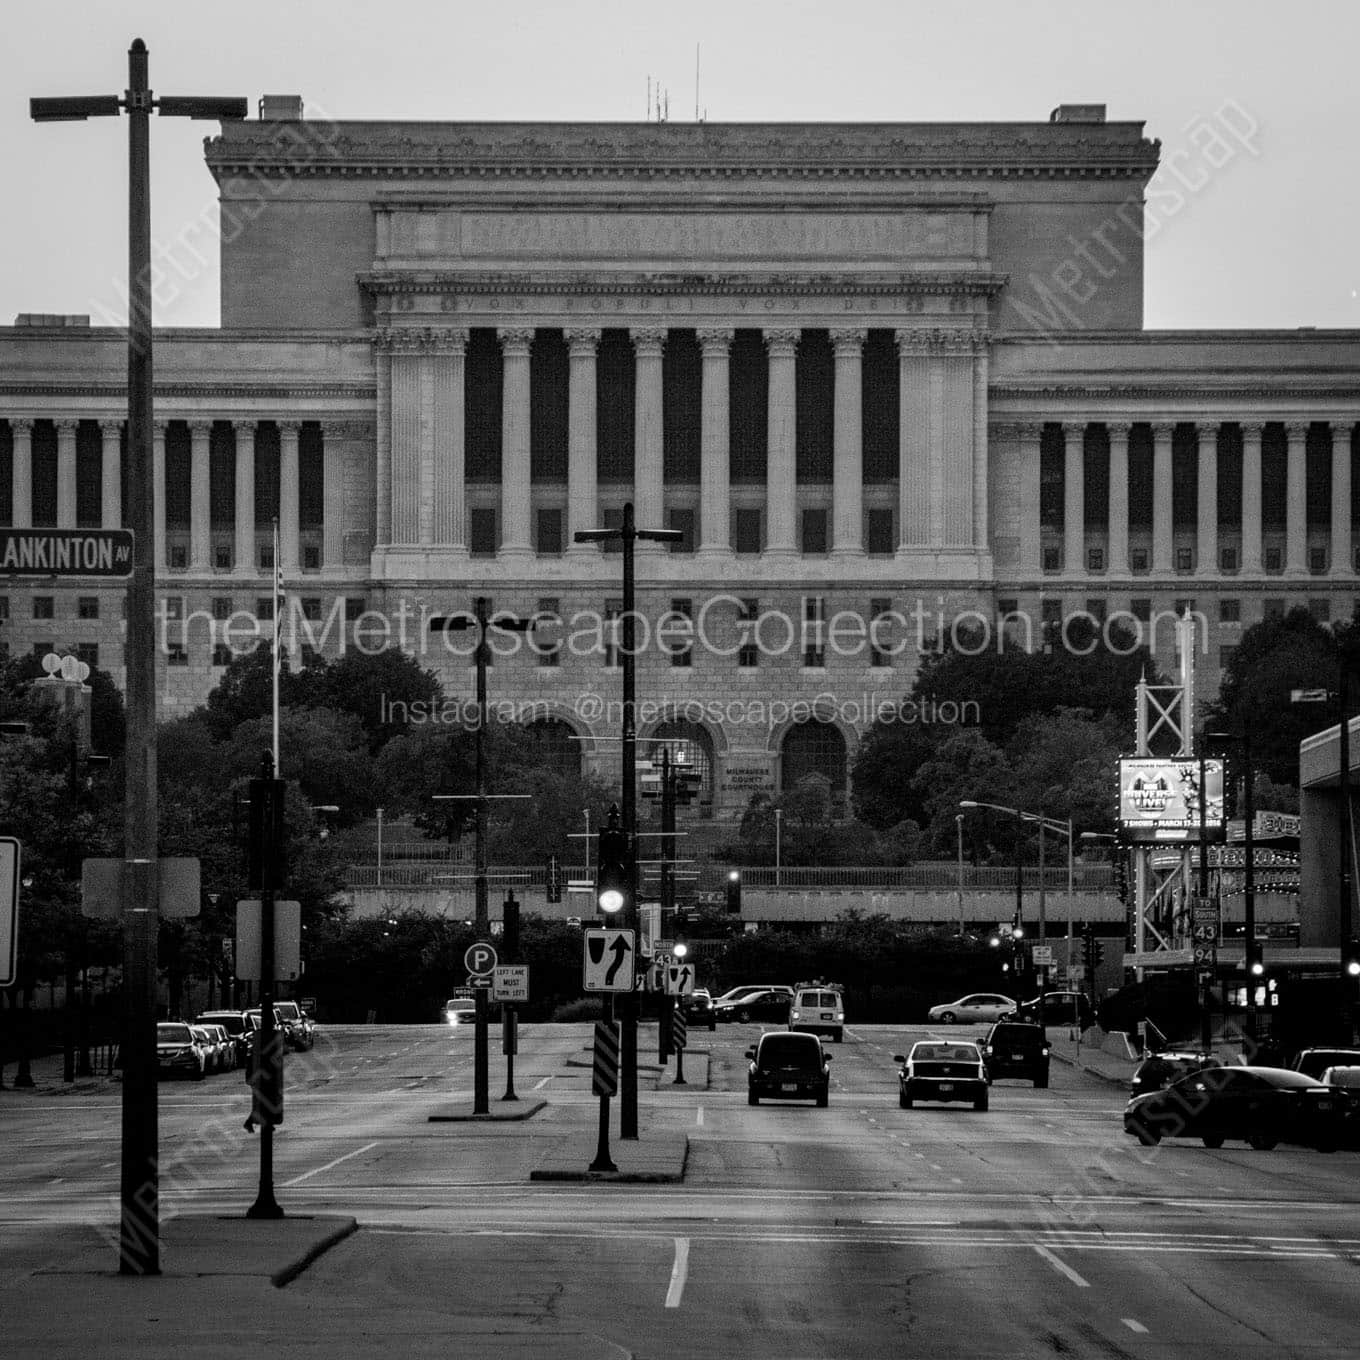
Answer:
1117, 758, 1225, 842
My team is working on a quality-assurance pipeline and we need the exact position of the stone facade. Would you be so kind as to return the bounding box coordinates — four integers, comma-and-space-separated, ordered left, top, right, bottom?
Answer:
1, 104, 1357, 816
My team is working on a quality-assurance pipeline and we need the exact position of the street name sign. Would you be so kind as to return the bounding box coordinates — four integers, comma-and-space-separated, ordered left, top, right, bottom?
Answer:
0, 838, 19, 986
0, 528, 134, 578
492, 964, 529, 1002
583, 928, 636, 992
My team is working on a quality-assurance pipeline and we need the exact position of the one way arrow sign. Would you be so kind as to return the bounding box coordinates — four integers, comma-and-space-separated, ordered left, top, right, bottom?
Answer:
583, 928, 636, 993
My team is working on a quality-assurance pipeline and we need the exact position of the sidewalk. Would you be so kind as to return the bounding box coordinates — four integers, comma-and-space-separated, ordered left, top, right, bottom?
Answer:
1046, 1027, 1138, 1087
0, 1048, 117, 1095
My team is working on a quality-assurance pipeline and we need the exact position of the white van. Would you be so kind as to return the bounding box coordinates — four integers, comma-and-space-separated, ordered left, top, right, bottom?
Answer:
789, 983, 845, 1043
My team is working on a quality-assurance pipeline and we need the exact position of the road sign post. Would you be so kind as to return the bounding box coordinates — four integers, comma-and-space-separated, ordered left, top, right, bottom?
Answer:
0, 838, 19, 988
589, 1019, 620, 1173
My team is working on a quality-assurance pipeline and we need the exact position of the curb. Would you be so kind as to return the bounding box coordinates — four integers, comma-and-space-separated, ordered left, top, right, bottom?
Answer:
428, 1099, 547, 1122
529, 1134, 689, 1184
271, 1217, 360, 1288
1049, 1047, 1131, 1089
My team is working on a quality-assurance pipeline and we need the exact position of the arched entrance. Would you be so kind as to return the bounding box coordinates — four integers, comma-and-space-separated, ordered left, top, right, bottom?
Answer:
650, 720, 717, 809
780, 719, 848, 808
523, 717, 582, 779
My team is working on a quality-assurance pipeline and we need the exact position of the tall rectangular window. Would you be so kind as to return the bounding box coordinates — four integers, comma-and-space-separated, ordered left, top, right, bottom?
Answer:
470, 507, 498, 558
869, 597, 893, 667
604, 597, 622, 669
738, 597, 759, 668
667, 598, 693, 668
536, 507, 563, 556
865, 507, 895, 555
734, 507, 762, 555
802, 595, 826, 668
667, 507, 695, 554
535, 598, 561, 667
801, 508, 828, 555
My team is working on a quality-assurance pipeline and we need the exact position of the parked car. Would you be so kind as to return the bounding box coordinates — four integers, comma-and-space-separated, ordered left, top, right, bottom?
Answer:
711, 985, 794, 1009
981, 1019, 1051, 1087
680, 988, 717, 1031
274, 1000, 314, 1050
442, 999, 477, 1026
927, 993, 1016, 1025
714, 989, 793, 1024
1123, 1065, 1346, 1150
156, 1022, 205, 1080
196, 1010, 249, 1068
189, 1024, 223, 1074
1013, 991, 1094, 1029
895, 1041, 989, 1111
1292, 1047, 1360, 1081
1129, 1050, 1221, 1097
789, 983, 845, 1043
747, 1030, 831, 1107
200, 1023, 235, 1074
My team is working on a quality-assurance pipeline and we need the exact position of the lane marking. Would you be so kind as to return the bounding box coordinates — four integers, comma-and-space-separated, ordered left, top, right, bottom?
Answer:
283, 1140, 379, 1187
696, 1106, 704, 1127
533, 1076, 552, 1091
665, 1237, 690, 1308
1032, 1243, 1089, 1287
1122, 1319, 1148, 1334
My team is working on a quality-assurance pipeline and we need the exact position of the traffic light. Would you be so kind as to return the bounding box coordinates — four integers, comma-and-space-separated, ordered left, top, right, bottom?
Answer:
502, 891, 520, 961
595, 805, 630, 915
1247, 941, 1265, 978
725, 869, 742, 914
1082, 926, 1102, 972
1112, 857, 1128, 904
1346, 937, 1360, 980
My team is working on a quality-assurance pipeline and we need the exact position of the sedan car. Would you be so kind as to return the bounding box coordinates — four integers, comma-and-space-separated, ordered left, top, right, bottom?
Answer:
714, 989, 793, 1024
274, 1001, 314, 1051
1013, 990, 1094, 1030
711, 985, 794, 1009
895, 1041, 989, 1111
927, 993, 1016, 1025
156, 1022, 205, 1081
680, 989, 717, 1031
747, 1031, 831, 1107
1123, 1065, 1346, 1150
442, 1000, 477, 1027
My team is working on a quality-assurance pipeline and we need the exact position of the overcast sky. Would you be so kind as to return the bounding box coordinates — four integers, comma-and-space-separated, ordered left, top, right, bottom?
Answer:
4, 0, 1357, 332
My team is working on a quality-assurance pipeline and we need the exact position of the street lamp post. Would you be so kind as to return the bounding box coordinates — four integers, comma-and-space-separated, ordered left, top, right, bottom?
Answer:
31, 39, 245, 1276
429, 599, 533, 1115
955, 813, 965, 936
575, 502, 681, 1141
775, 808, 782, 888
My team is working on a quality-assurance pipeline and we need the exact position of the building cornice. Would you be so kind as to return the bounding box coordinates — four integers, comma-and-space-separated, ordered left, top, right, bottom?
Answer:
0, 383, 375, 401
205, 120, 1160, 184
358, 269, 1010, 299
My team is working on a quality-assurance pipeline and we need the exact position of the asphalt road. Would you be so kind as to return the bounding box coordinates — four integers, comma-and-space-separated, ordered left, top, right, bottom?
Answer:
5, 1020, 1360, 1358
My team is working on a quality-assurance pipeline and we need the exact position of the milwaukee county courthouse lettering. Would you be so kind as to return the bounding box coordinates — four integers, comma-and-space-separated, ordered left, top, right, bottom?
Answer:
2, 102, 1357, 815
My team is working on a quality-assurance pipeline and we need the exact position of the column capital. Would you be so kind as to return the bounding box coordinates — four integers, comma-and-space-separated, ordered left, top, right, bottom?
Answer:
7, 417, 33, 436
629, 327, 667, 356
1105, 419, 1133, 439
1150, 421, 1175, 441
830, 327, 867, 355
1239, 418, 1265, 441
895, 326, 985, 355
1283, 419, 1311, 440
697, 327, 733, 354
496, 327, 535, 356
228, 418, 254, 434
565, 327, 601, 354
277, 419, 302, 437
763, 327, 799, 355
430, 326, 468, 355
1016, 420, 1045, 441
98, 418, 123, 436
152, 421, 168, 440
188, 419, 213, 438
55, 417, 79, 436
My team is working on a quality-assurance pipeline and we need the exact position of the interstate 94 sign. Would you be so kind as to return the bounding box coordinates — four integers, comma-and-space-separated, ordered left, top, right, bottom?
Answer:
1117, 758, 1225, 843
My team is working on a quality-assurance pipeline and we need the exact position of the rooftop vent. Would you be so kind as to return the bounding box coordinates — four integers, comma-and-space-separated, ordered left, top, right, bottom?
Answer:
14, 314, 91, 328
1050, 104, 1107, 123
258, 95, 304, 121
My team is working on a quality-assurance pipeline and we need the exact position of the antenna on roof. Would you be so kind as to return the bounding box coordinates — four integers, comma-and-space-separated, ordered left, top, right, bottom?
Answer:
696, 43, 700, 122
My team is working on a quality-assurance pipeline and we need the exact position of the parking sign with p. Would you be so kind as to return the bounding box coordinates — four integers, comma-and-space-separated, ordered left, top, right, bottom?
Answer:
464, 942, 498, 977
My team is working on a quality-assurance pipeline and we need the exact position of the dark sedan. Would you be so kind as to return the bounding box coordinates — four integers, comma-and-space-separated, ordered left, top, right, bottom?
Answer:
715, 989, 792, 1024
680, 989, 717, 1031
1123, 1065, 1346, 1151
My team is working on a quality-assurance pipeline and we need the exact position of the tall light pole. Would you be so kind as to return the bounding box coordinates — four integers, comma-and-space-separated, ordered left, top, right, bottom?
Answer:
31, 40, 245, 1276
575, 502, 680, 1141
775, 807, 782, 887
955, 813, 965, 936
429, 599, 533, 1114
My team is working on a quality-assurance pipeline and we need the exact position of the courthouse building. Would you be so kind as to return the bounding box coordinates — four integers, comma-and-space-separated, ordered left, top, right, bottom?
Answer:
1, 100, 1357, 816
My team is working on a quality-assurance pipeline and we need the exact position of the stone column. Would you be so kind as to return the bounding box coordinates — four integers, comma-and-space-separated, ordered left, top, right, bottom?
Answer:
896, 330, 930, 547
1017, 421, 1043, 574
432, 329, 468, 550
631, 328, 666, 541
152, 422, 166, 570
1285, 420, 1308, 575
1195, 423, 1217, 576
1107, 421, 1130, 575
100, 419, 122, 528
764, 328, 798, 556
1151, 422, 1173, 573
566, 328, 601, 552
1062, 423, 1082, 574
972, 340, 990, 552
56, 419, 78, 529
1241, 421, 1263, 575
498, 327, 534, 557
1332, 420, 1353, 577
189, 419, 212, 572
830, 328, 865, 556
9, 419, 32, 528
697, 328, 732, 555
234, 420, 255, 575
279, 420, 300, 574
373, 333, 392, 547
322, 423, 347, 569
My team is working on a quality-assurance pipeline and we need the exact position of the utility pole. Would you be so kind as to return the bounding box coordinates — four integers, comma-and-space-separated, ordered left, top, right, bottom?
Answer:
575, 503, 680, 1140
31, 40, 245, 1275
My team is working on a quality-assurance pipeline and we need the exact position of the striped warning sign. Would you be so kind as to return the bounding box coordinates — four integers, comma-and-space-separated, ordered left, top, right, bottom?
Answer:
592, 1020, 620, 1096
670, 1007, 688, 1052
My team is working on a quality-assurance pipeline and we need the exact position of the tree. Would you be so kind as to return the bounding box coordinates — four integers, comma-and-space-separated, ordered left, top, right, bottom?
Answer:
199, 642, 319, 740
309, 647, 444, 753
1207, 607, 1355, 786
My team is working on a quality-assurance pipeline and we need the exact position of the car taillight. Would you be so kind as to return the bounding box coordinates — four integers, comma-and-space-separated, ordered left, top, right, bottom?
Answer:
792, 1010, 801, 1020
